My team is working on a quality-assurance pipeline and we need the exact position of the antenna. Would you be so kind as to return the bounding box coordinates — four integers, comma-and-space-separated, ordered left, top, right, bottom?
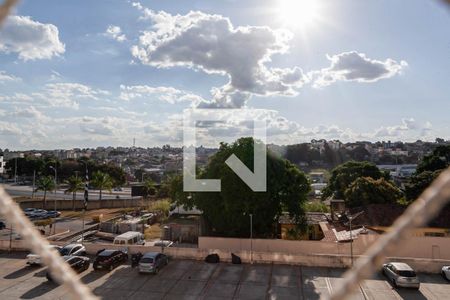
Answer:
133, 137, 136, 148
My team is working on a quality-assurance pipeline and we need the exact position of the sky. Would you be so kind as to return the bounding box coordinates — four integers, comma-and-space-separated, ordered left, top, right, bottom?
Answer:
0, 0, 449, 150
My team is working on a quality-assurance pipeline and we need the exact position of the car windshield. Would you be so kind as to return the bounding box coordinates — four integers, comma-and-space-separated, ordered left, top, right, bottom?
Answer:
398, 270, 416, 277
140, 257, 154, 263
60, 247, 72, 255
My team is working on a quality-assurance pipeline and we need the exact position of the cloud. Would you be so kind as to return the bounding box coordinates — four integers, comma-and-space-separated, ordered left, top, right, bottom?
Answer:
0, 70, 21, 83
131, 4, 308, 107
372, 118, 432, 138
0, 121, 22, 136
119, 85, 205, 104
312, 51, 407, 87
9, 106, 47, 120
38, 83, 110, 108
0, 16, 65, 61
105, 25, 127, 42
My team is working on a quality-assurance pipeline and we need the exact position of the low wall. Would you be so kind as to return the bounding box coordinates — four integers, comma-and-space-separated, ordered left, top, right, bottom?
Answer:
1, 240, 448, 273
17, 197, 154, 210
199, 235, 450, 260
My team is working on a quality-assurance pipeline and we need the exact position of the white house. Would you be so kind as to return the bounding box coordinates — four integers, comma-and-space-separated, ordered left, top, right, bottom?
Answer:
0, 155, 4, 174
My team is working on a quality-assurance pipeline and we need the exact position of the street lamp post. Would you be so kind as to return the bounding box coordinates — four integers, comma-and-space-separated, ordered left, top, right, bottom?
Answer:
250, 213, 253, 264
49, 166, 57, 234
349, 215, 354, 266
79, 160, 88, 244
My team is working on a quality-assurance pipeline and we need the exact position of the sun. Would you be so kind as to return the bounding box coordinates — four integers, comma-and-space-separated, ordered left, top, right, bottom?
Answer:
277, 0, 320, 28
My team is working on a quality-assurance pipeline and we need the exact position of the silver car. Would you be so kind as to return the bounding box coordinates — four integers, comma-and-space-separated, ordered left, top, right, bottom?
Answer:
138, 252, 168, 274
382, 262, 420, 289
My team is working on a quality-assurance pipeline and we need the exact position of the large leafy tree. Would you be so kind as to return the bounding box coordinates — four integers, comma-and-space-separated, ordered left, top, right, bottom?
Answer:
65, 175, 85, 210
344, 177, 403, 207
405, 170, 442, 203
171, 137, 310, 238
36, 176, 56, 209
322, 161, 387, 200
416, 145, 450, 173
91, 171, 113, 201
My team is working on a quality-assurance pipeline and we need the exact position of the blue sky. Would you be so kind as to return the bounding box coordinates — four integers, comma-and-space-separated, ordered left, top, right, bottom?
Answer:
0, 0, 449, 149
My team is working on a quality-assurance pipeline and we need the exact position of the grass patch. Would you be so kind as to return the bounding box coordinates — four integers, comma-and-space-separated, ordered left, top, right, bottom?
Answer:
144, 222, 162, 240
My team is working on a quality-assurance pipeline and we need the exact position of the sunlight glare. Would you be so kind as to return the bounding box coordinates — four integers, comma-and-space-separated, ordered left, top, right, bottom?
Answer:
277, 0, 320, 28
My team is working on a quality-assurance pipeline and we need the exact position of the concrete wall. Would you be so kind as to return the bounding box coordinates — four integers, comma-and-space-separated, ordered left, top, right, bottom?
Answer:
1, 240, 448, 273
198, 235, 450, 260
17, 197, 154, 211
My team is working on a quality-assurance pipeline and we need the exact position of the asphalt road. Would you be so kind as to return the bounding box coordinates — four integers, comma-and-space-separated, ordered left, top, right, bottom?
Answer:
1, 183, 132, 200
0, 253, 449, 299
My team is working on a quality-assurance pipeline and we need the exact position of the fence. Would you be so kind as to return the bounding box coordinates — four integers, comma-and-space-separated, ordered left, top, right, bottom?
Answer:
17, 197, 153, 210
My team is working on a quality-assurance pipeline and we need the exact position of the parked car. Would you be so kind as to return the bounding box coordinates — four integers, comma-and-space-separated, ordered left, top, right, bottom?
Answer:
45, 211, 61, 218
23, 208, 37, 216
46, 256, 90, 281
153, 240, 173, 248
382, 262, 420, 289
442, 266, 450, 281
138, 252, 168, 274
93, 249, 128, 271
29, 209, 48, 220
27, 245, 62, 265
60, 244, 87, 256
113, 231, 145, 245
0, 221, 5, 230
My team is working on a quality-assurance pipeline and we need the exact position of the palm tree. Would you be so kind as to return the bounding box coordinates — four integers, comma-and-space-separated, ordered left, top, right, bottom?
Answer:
36, 176, 56, 209
143, 179, 156, 199
65, 175, 84, 210
91, 171, 113, 201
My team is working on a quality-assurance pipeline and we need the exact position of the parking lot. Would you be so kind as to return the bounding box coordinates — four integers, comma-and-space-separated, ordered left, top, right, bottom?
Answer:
0, 253, 449, 300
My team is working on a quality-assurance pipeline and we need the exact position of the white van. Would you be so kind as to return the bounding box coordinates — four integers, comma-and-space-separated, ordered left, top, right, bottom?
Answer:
113, 231, 145, 245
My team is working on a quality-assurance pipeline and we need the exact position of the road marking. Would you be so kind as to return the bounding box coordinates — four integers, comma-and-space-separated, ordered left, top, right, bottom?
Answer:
325, 277, 333, 294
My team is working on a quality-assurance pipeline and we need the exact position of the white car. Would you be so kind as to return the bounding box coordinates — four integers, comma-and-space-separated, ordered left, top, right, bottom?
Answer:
382, 262, 420, 289
60, 243, 87, 256
442, 266, 450, 281
27, 245, 62, 265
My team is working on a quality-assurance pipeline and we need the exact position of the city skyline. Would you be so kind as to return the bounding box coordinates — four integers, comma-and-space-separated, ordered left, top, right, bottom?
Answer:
0, 0, 449, 150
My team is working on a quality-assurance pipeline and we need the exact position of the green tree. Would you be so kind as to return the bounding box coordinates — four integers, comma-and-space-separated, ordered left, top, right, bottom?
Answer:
416, 145, 450, 173
91, 171, 113, 201
36, 176, 56, 209
171, 137, 310, 238
143, 179, 156, 198
322, 161, 387, 200
344, 177, 403, 207
64, 175, 84, 210
405, 170, 442, 203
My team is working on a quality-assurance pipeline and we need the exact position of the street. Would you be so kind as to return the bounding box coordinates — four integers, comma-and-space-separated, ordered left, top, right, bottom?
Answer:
1, 184, 131, 201
0, 253, 449, 299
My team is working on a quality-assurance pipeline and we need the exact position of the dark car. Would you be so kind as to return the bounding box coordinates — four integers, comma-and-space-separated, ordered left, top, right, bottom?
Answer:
93, 249, 128, 271
0, 221, 5, 230
46, 256, 90, 281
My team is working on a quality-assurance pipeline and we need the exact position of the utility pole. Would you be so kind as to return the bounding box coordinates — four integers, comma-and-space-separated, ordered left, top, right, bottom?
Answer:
349, 215, 353, 266
250, 213, 253, 264
50, 166, 57, 234
14, 157, 17, 183
31, 170, 36, 200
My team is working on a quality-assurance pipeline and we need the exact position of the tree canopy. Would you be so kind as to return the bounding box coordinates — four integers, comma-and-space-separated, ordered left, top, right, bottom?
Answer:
170, 137, 310, 238
344, 177, 402, 207
416, 145, 450, 173
322, 161, 388, 200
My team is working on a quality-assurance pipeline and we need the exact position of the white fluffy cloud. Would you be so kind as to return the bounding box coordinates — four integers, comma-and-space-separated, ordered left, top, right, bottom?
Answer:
119, 85, 204, 104
0, 70, 21, 83
105, 25, 126, 42
312, 51, 407, 87
0, 16, 65, 61
131, 4, 308, 107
